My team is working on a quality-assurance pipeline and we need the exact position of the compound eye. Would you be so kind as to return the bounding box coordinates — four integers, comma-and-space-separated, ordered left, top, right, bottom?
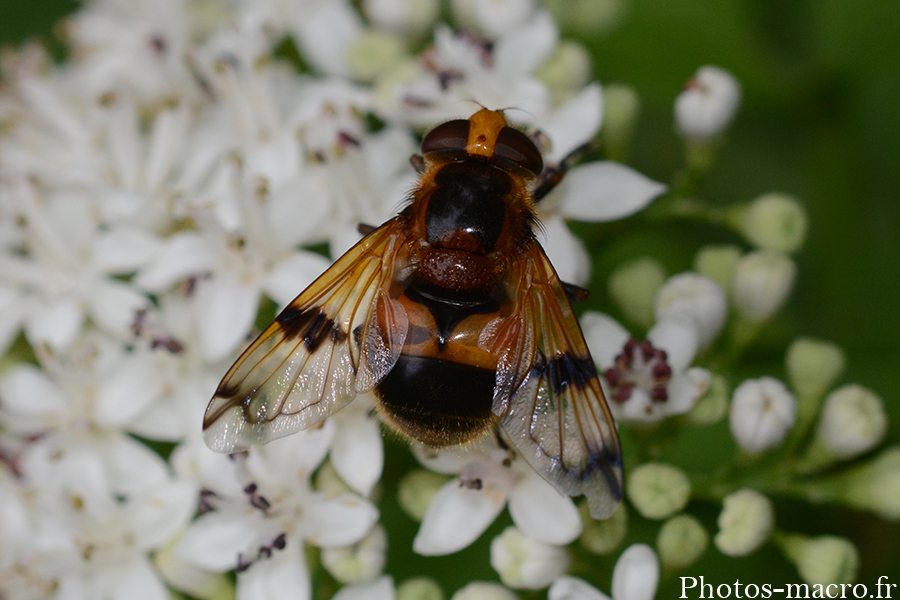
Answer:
421, 119, 470, 154
494, 127, 543, 176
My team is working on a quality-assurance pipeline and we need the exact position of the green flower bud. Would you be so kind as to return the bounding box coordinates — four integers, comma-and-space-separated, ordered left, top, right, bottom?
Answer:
348, 30, 405, 82
627, 463, 691, 520
693, 245, 742, 294
816, 384, 887, 459
786, 337, 846, 400
321, 524, 387, 584
397, 577, 444, 600
731, 193, 808, 254
732, 251, 796, 323
314, 459, 354, 495
451, 582, 517, 600
601, 83, 641, 162
544, 0, 625, 37
714, 489, 774, 556
608, 256, 666, 328
684, 372, 729, 426
779, 534, 858, 585
536, 41, 592, 103
398, 469, 451, 521
490, 527, 570, 590
657, 514, 708, 570
579, 501, 628, 555
841, 447, 900, 520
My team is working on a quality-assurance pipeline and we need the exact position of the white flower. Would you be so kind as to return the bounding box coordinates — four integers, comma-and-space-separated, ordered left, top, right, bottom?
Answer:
581, 312, 709, 423
364, 0, 441, 37
0, 180, 153, 353
174, 426, 379, 600
490, 525, 570, 590
729, 377, 796, 452
654, 272, 728, 349
332, 575, 396, 600
411, 438, 582, 555
549, 544, 659, 600
452, 0, 538, 38
674, 65, 742, 140
322, 524, 388, 585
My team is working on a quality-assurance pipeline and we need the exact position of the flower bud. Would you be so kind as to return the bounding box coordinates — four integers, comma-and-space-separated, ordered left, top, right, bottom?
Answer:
684, 372, 729, 426
363, 0, 440, 36
490, 526, 570, 590
579, 501, 627, 555
608, 256, 666, 328
601, 83, 642, 162
657, 514, 708, 570
398, 469, 451, 521
693, 245, 742, 294
612, 544, 660, 600
786, 337, 846, 400
779, 534, 858, 585
731, 193, 808, 253
714, 489, 774, 557
730, 377, 796, 452
816, 384, 886, 459
732, 251, 796, 323
347, 30, 405, 82
397, 577, 444, 600
536, 41, 592, 103
626, 463, 691, 520
322, 525, 388, 584
451, 582, 517, 600
654, 272, 727, 349
544, 0, 625, 36
841, 447, 900, 520
675, 66, 742, 141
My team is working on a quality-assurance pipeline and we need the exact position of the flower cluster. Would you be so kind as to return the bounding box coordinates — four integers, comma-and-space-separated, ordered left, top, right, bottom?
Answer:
0, 1, 892, 599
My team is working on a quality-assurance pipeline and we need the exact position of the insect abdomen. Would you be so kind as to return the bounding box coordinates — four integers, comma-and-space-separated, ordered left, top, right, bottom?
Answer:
374, 354, 497, 447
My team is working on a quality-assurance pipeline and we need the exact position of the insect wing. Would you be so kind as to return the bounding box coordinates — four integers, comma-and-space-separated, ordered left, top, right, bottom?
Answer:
495, 242, 624, 519
203, 219, 411, 453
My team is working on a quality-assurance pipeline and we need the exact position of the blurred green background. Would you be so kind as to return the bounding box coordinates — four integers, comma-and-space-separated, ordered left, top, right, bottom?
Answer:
2, 0, 897, 594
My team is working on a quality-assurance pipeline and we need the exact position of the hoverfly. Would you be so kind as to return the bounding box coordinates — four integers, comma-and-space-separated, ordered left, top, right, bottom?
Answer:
203, 108, 623, 518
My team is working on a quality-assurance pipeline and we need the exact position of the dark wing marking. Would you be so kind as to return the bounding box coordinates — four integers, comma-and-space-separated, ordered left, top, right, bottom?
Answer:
203, 219, 411, 453
492, 240, 623, 519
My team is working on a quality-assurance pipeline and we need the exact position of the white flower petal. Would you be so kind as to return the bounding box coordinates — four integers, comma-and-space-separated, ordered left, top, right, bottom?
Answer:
134, 232, 216, 293
95, 357, 164, 427
303, 493, 379, 548
508, 472, 581, 545
646, 319, 698, 372
293, 3, 363, 77
580, 311, 631, 368
494, 10, 557, 76
538, 214, 590, 286
93, 227, 162, 274
331, 409, 384, 497
0, 363, 66, 418
130, 480, 198, 549
549, 576, 611, 600
108, 556, 170, 600
611, 544, 659, 600
176, 512, 261, 571
413, 477, 507, 555
87, 278, 149, 339
237, 542, 311, 600
193, 275, 260, 362
559, 162, 666, 222
332, 576, 395, 600
262, 252, 333, 308
537, 83, 603, 162
25, 297, 83, 351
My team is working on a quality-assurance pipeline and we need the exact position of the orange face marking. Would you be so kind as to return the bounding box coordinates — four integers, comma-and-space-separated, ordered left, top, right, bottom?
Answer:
466, 108, 508, 159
